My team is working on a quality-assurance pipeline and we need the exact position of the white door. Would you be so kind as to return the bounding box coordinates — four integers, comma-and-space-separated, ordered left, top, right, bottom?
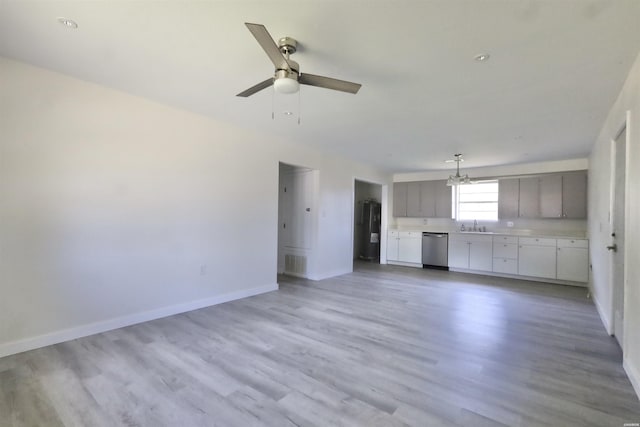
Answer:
518, 245, 556, 279
286, 170, 312, 250
448, 239, 470, 269
398, 233, 422, 264
469, 240, 493, 271
611, 126, 626, 348
387, 231, 399, 261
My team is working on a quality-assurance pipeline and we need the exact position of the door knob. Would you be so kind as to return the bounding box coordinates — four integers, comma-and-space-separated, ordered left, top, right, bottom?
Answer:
606, 244, 617, 252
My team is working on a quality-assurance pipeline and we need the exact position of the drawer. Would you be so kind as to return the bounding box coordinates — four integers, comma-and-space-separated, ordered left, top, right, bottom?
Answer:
448, 233, 468, 242
557, 238, 588, 249
493, 235, 518, 244
493, 258, 518, 274
465, 234, 493, 244
399, 231, 422, 238
519, 237, 556, 247
493, 243, 518, 259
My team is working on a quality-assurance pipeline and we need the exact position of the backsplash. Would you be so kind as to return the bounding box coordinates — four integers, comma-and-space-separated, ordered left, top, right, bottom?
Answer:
392, 217, 587, 237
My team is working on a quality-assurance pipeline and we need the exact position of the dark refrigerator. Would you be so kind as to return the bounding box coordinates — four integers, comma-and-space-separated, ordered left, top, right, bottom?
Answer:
359, 200, 381, 260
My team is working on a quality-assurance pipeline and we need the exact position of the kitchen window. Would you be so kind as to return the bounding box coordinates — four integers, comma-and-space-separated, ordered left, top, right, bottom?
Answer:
454, 180, 499, 221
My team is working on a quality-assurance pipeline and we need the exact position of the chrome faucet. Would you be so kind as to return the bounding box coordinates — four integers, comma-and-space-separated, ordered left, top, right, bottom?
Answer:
473, 219, 478, 231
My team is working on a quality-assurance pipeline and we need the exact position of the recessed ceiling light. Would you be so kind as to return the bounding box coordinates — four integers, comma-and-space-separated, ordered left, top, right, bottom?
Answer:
283, 111, 293, 116
57, 17, 78, 29
474, 53, 490, 62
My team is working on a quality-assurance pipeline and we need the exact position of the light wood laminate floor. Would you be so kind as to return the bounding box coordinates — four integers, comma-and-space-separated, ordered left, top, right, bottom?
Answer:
1, 262, 639, 427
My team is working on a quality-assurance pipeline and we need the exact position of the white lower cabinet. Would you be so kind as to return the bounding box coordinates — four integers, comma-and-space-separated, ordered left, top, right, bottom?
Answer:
448, 234, 492, 271
556, 239, 589, 282
518, 237, 557, 279
469, 239, 492, 271
387, 231, 400, 261
492, 236, 518, 274
387, 230, 422, 264
396, 230, 589, 284
398, 231, 422, 264
448, 239, 470, 269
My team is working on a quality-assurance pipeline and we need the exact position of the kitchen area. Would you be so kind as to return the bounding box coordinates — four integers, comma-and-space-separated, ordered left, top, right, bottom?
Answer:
387, 168, 590, 287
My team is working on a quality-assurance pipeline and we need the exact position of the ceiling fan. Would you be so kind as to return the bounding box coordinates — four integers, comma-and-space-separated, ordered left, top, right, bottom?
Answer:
237, 23, 362, 97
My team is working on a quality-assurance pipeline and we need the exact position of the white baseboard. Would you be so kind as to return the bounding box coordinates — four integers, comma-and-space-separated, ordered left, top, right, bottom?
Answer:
624, 357, 640, 401
387, 261, 423, 268
592, 290, 613, 335
0, 283, 278, 359
308, 268, 352, 281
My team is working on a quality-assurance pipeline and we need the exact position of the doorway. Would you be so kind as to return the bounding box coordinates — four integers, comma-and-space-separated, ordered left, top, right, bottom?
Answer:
610, 122, 627, 348
353, 180, 383, 265
278, 162, 316, 278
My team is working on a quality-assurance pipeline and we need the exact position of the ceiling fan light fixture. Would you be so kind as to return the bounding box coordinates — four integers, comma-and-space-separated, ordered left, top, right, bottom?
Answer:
274, 76, 299, 94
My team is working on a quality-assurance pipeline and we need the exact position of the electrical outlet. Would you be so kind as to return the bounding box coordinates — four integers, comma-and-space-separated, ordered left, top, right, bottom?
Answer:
423, 218, 428, 225
200, 264, 207, 275
507, 221, 514, 227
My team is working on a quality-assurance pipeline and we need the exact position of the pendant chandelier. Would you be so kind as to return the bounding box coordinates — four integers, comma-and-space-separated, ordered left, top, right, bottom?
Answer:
446, 154, 472, 186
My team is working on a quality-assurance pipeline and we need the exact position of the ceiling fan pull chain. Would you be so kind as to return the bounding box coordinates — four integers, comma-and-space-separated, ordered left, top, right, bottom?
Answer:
271, 86, 275, 120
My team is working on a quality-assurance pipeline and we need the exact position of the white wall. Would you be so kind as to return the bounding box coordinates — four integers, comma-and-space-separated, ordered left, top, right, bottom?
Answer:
0, 57, 391, 356
588, 51, 640, 398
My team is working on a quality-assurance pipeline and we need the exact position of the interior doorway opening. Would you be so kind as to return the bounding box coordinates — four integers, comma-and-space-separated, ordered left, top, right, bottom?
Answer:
353, 180, 382, 265
278, 162, 316, 279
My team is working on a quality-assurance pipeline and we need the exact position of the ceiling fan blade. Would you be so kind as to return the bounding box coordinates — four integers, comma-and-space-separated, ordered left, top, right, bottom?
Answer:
236, 78, 273, 97
299, 73, 361, 94
245, 23, 291, 71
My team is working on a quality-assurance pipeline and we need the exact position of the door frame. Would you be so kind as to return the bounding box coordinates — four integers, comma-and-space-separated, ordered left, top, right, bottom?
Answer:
277, 162, 318, 278
608, 111, 630, 349
350, 178, 388, 269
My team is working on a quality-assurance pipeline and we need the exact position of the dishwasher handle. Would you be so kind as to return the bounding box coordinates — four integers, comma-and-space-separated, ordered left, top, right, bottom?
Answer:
423, 233, 447, 238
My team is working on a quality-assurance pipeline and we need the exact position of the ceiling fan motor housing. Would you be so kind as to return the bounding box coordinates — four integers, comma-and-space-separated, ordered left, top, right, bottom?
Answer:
278, 37, 297, 55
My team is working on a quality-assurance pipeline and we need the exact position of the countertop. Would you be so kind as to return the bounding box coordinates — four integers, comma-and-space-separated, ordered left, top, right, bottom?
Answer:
389, 227, 587, 239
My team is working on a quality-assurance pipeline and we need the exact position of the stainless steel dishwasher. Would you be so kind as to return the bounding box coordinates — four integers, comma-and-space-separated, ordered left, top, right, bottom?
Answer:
422, 232, 449, 269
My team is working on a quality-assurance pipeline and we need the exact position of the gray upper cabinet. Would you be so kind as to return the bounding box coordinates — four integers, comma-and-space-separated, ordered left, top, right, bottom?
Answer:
498, 178, 519, 219
393, 180, 450, 218
395, 170, 586, 220
561, 172, 587, 219
519, 177, 540, 218
540, 175, 563, 218
406, 182, 422, 217
516, 171, 587, 219
419, 181, 436, 218
434, 180, 452, 218
393, 182, 408, 217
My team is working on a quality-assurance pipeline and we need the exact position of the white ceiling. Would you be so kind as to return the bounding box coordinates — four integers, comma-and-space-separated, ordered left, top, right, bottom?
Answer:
1, 1, 639, 173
